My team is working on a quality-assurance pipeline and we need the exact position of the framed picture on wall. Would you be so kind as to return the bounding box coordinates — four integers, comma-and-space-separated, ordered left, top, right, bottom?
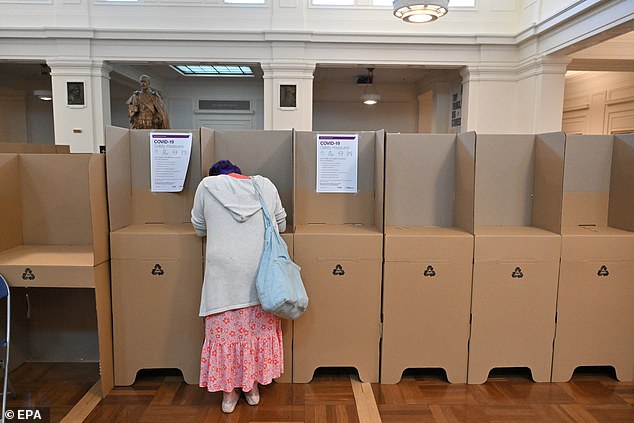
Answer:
67, 82, 85, 106
280, 84, 297, 108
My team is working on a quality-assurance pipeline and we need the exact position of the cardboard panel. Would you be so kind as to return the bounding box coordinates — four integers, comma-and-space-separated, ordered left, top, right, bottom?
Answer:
474, 227, 561, 262
608, 135, 634, 232
562, 134, 613, 227
0, 142, 68, 154
294, 131, 379, 227
384, 226, 472, 261
110, 225, 201, 260
468, 260, 560, 384
560, 226, 634, 261
129, 129, 201, 225
532, 132, 565, 234
381, 232, 473, 384
0, 245, 97, 288
553, 259, 634, 382
201, 129, 294, 230
0, 154, 22, 251
277, 232, 293, 383
385, 134, 456, 227
474, 134, 535, 227
88, 154, 110, 265
20, 154, 93, 246
374, 129, 385, 232
112, 257, 204, 386
293, 231, 382, 383
454, 132, 476, 233
105, 126, 133, 232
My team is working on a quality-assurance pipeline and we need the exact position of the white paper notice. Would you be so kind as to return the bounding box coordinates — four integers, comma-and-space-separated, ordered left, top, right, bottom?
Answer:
150, 132, 193, 192
316, 134, 358, 193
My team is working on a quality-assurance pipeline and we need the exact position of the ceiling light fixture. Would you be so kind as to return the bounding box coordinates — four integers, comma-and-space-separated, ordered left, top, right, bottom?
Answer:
393, 0, 448, 23
359, 68, 381, 105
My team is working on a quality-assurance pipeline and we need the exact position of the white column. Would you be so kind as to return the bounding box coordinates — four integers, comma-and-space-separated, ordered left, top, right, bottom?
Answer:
460, 65, 519, 133
262, 60, 316, 131
48, 60, 112, 153
516, 57, 570, 133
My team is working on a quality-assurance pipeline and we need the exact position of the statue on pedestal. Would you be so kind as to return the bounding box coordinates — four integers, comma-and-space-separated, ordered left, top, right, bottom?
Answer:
126, 75, 170, 129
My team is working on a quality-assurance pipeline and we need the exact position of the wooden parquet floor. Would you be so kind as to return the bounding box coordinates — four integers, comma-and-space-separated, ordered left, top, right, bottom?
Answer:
4, 365, 634, 422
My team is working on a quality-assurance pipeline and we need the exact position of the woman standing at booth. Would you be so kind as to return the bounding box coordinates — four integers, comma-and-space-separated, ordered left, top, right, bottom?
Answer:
191, 160, 287, 413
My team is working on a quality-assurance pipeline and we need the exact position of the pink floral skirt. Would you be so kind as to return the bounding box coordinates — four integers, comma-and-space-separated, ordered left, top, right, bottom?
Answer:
200, 305, 284, 393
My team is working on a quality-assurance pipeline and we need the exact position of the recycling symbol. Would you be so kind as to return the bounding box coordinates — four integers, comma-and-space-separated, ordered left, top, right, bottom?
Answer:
423, 265, 436, 277
597, 265, 609, 277
332, 264, 345, 276
511, 267, 524, 278
22, 267, 36, 280
151, 264, 165, 276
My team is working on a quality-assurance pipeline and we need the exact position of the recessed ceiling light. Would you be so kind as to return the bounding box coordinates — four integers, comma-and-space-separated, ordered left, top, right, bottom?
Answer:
171, 64, 254, 77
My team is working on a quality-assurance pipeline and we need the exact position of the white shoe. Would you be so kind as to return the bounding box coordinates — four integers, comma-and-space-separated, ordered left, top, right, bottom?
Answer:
222, 390, 239, 413
244, 384, 260, 406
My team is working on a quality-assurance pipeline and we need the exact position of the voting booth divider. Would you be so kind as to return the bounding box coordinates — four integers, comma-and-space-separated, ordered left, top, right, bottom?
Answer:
199, 128, 295, 383
105, 126, 204, 385
9, 127, 628, 393
381, 133, 475, 384
292, 131, 384, 383
467, 132, 566, 384
552, 134, 634, 382
0, 152, 113, 396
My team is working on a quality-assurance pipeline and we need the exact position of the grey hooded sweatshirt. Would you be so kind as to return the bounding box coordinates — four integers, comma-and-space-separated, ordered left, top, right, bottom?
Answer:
191, 174, 287, 316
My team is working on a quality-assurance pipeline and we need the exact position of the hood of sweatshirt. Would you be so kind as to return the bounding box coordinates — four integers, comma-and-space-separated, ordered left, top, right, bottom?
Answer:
203, 175, 262, 223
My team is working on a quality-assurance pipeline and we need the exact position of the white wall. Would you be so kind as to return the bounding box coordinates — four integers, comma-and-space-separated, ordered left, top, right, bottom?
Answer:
563, 71, 634, 134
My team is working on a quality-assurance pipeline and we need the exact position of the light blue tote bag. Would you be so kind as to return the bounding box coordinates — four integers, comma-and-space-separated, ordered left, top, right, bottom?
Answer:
252, 180, 308, 320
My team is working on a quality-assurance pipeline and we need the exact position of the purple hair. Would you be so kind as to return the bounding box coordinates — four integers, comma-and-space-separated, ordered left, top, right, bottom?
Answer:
209, 160, 242, 176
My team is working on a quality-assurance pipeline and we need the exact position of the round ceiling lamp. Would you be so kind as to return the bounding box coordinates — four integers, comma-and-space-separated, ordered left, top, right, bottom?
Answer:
393, 0, 449, 23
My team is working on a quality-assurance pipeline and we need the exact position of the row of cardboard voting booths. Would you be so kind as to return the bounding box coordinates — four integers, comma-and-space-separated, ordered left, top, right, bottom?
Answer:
104, 126, 633, 386
0, 128, 631, 398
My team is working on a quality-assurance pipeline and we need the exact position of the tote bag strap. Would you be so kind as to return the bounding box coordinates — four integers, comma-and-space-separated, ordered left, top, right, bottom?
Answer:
251, 178, 275, 230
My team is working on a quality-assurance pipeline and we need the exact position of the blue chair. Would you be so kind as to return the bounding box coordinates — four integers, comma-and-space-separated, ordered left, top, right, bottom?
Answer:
0, 273, 14, 421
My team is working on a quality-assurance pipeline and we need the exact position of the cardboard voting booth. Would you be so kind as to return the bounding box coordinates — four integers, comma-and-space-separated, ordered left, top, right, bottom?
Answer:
468, 133, 565, 384
0, 152, 112, 395
292, 131, 384, 383
381, 133, 475, 384
552, 134, 634, 382
106, 126, 203, 385
200, 128, 295, 382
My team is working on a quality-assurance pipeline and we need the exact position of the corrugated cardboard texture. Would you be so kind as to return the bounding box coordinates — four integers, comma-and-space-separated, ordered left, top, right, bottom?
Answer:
200, 129, 294, 230
608, 134, 634, 232
0, 154, 22, 251
382, 228, 473, 383
112, 257, 203, 386
562, 134, 613, 227
385, 134, 456, 227
474, 226, 561, 262
294, 131, 381, 227
293, 230, 382, 383
475, 134, 535, 227
532, 132, 565, 234
455, 132, 476, 233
